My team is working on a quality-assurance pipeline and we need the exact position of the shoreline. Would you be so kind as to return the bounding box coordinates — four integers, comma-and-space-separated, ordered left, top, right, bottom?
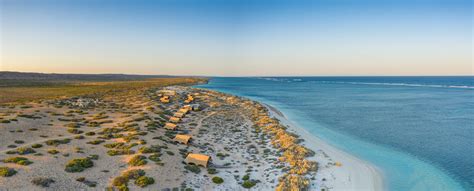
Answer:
263, 103, 384, 191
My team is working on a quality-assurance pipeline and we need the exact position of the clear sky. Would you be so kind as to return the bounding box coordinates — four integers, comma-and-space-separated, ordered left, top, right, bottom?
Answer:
0, 0, 472, 76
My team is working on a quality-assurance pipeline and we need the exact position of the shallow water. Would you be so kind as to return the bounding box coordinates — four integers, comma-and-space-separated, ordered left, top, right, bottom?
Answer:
196, 76, 473, 191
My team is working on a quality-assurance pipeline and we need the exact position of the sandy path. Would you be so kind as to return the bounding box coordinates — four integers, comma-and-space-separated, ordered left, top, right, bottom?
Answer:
193, 111, 216, 131
264, 103, 385, 191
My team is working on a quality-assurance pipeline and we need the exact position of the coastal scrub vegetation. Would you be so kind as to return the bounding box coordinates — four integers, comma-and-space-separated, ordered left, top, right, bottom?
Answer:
134, 176, 155, 187
128, 155, 147, 166
3, 157, 33, 165
0, 77, 206, 104
0, 167, 17, 177
212, 176, 224, 184
31, 177, 55, 187
65, 158, 94, 172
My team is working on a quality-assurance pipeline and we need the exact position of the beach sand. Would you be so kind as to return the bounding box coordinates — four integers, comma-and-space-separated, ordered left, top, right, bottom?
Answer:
264, 104, 384, 191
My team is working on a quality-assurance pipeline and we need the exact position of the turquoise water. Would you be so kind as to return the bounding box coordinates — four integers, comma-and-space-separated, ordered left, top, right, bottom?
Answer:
196, 77, 473, 191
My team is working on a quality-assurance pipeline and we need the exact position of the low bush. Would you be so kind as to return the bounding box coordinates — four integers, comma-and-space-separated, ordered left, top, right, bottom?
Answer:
0, 167, 17, 177
31, 144, 43, 148
104, 142, 125, 149
107, 149, 135, 156
138, 146, 160, 154
76, 177, 97, 187
207, 168, 218, 174
68, 128, 84, 134
184, 164, 201, 174
128, 155, 147, 166
74, 135, 85, 139
65, 158, 94, 173
112, 176, 128, 187
45, 139, 71, 146
148, 154, 161, 162
86, 140, 105, 145
16, 147, 36, 155
122, 169, 145, 179
212, 176, 224, 184
3, 157, 33, 165
85, 132, 96, 136
47, 149, 60, 155
134, 176, 154, 187
31, 177, 55, 187
242, 180, 257, 188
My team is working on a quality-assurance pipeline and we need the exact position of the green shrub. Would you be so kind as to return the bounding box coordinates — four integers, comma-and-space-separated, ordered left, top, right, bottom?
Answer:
86, 140, 105, 145
112, 176, 128, 187
14, 140, 24, 144
31, 144, 43, 148
148, 154, 161, 162
107, 149, 135, 156
138, 146, 160, 154
184, 164, 201, 174
3, 157, 33, 165
242, 180, 257, 188
85, 132, 96, 136
128, 155, 147, 166
0, 167, 17, 177
68, 128, 84, 134
76, 177, 97, 187
16, 147, 36, 155
65, 158, 94, 172
45, 139, 71, 146
76, 177, 86, 182
104, 142, 125, 149
122, 169, 145, 179
74, 135, 85, 139
134, 176, 154, 187
65, 123, 81, 128
48, 150, 60, 155
31, 177, 55, 187
212, 176, 224, 184
207, 168, 218, 174
242, 174, 250, 181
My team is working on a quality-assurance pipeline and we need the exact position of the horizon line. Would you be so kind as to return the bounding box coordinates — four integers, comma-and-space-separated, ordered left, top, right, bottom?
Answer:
1, 71, 473, 78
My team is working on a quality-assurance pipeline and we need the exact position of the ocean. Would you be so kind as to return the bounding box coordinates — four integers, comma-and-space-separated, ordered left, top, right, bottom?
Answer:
196, 76, 473, 191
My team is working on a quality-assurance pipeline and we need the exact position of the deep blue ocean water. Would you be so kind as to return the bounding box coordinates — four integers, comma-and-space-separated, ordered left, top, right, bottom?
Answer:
196, 76, 474, 191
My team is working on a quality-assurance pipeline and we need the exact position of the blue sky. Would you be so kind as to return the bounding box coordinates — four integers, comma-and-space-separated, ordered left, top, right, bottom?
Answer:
1, 0, 472, 76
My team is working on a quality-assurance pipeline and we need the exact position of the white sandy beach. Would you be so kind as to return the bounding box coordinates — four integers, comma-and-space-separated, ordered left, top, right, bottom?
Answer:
264, 104, 384, 191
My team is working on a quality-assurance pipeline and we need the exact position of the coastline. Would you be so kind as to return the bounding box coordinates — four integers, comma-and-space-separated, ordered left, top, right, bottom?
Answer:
263, 103, 384, 191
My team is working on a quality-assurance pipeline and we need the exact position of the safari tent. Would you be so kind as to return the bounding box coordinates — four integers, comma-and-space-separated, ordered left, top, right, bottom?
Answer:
164, 122, 177, 130
178, 108, 189, 114
173, 134, 191, 144
160, 97, 170, 103
169, 117, 180, 123
189, 104, 200, 111
185, 153, 211, 167
174, 112, 185, 118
